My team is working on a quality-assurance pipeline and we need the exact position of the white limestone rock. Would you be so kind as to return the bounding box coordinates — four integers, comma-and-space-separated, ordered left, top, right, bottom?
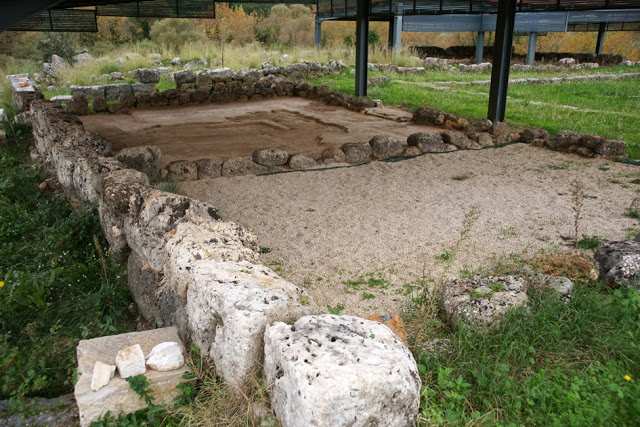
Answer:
146, 342, 184, 371
115, 344, 146, 378
164, 218, 259, 301
90, 361, 115, 391
185, 260, 311, 387
264, 314, 421, 427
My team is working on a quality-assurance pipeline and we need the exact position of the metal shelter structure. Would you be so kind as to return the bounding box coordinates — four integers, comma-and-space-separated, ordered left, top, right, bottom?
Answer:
2, 0, 640, 122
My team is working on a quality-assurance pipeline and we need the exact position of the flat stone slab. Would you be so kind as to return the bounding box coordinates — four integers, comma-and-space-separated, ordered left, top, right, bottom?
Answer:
74, 327, 189, 426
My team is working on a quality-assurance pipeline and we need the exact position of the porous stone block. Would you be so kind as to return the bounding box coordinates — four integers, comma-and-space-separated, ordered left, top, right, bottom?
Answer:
288, 154, 317, 170
252, 148, 289, 167
369, 135, 404, 158
90, 361, 115, 391
115, 145, 162, 179
340, 142, 372, 164
115, 344, 146, 378
75, 327, 188, 426
264, 315, 421, 427
186, 260, 311, 387
222, 156, 268, 177
194, 158, 222, 180
165, 159, 198, 181
595, 241, 640, 289
441, 276, 528, 329
146, 342, 184, 371
136, 68, 160, 84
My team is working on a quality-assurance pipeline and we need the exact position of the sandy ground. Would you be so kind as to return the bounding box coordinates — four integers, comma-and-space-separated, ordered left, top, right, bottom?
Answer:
182, 144, 640, 316
80, 98, 437, 164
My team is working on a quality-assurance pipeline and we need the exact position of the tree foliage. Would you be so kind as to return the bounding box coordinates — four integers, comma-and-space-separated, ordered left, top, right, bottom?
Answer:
150, 18, 203, 48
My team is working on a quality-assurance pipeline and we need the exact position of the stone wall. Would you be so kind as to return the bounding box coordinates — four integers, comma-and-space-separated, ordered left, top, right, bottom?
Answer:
19, 79, 421, 426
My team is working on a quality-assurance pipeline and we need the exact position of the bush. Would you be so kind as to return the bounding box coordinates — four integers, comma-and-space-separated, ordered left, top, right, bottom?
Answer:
150, 19, 203, 48
35, 32, 77, 63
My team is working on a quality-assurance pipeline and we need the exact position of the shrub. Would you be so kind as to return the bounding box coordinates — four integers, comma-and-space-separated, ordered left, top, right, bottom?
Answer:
35, 32, 77, 63
150, 19, 203, 48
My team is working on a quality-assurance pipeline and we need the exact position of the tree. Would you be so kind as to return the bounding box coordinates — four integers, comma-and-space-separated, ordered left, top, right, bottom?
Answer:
36, 32, 77, 63
149, 19, 203, 48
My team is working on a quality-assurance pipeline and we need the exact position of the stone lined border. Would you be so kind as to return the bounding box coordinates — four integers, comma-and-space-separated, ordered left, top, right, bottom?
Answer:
16, 77, 421, 425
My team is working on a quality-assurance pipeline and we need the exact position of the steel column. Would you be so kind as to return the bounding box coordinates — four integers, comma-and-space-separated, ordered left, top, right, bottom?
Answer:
388, 17, 395, 49
355, 0, 370, 97
0, 0, 64, 31
475, 31, 485, 64
596, 22, 606, 55
488, 0, 517, 123
526, 32, 537, 65
315, 16, 322, 50
393, 15, 403, 57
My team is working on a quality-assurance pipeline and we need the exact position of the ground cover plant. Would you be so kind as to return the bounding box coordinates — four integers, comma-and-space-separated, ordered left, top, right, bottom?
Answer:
0, 110, 138, 404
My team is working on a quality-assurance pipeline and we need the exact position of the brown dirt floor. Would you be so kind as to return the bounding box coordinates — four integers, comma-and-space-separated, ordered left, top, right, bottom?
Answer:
80, 98, 439, 164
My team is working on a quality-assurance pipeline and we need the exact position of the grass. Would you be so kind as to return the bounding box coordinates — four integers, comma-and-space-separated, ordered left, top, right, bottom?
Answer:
308, 67, 640, 158
415, 284, 640, 425
0, 115, 138, 402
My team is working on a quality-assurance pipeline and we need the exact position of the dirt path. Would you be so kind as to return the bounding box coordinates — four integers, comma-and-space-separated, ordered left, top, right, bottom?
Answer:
182, 144, 640, 317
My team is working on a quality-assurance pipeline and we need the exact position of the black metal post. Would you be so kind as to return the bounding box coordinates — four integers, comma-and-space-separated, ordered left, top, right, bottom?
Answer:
596, 22, 606, 55
487, 0, 517, 123
0, 0, 64, 31
388, 17, 395, 49
355, 0, 370, 97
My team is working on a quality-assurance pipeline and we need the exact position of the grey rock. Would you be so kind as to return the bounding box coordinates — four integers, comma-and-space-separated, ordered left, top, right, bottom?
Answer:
369, 135, 404, 158
171, 57, 182, 66
252, 148, 289, 166
165, 160, 198, 181
50, 95, 73, 102
115, 145, 162, 179
595, 241, 640, 289
136, 68, 160, 84
103, 84, 132, 100
194, 158, 222, 179
222, 157, 268, 177
442, 276, 528, 329
321, 146, 346, 163
264, 314, 421, 427
118, 93, 136, 109
131, 83, 157, 94
441, 131, 480, 149
520, 128, 549, 143
407, 131, 446, 153
66, 95, 89, 116
92, 96, 108, 113
288, 154, 317, 170
466, 132, 494, 147
127, 251, 163, 322
340, 142, 372, 164
174, 70, 195, 87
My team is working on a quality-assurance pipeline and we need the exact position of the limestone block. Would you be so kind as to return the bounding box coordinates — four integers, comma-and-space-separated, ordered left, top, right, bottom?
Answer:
441, 131, 481, 150
136, 68, 160, 84
146, 342, 184, 371
441, 276, 528, 329
90, 361, 115, 391
131, 83, 157, 95
174, 70, 195, 87
104, 84, 132, 101
194, 158, 222, 180
72, 154, 125, 205
407, 132, 447, 153
75, 327, 188, 426
186, 260, 311, 387
595, 241, 640, 289
98, 169, 150, 261
369, 135, 404, 158
252, 148, 289, 167
221, 156, 268, 177
65, 95, 89, 116
123, 189, 221, 271
264, 315, 421, 427
164, 219, 259, 300
340, 142, 372, 164
115, 344, 146, 378
127, 251, 163, 322
165, 159, 198, 181
115, 145, 162, 179
288, 154, 317, 170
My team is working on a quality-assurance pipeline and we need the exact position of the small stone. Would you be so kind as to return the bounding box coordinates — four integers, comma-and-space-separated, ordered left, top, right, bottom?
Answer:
407, 132, 446, 153
288, 154, 317, 170
165, 160, 198, 181
321, 147, 345, 163
252, 148, 289, 166
194, 158, 222, 179
222, 157, 268, 177
136, 68, 160, 84
368, 135, 404, 158
115, 344, 146, 379
90, 361, 115, 391
146, 342, 184, 372
340, 142, 372, 164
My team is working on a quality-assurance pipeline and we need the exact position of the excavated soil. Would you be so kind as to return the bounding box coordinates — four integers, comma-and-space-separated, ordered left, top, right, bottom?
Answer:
181, 144, 640, 317
80, 98, 439, 164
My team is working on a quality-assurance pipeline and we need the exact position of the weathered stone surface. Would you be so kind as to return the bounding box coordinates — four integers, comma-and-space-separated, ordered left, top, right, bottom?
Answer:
136, 68, 160, 84
321, 147, 346, 163
146, 342, 184, 371
193, 158, 222, 180
98, 169, 150, 261
288, 154, 317, 170
186, 260, 311, 387
252, 148, 289, 166
264, 315, 420, 427
131, 83, 157, 95
595, 138, 627, 157
127, 251, 162, 322
164, 219, 259, 300
413, 106, 467, 129
595, 241, 640, 289
365, 313, 408, 343
369, 135, 404, 158
104, 84, 132, 101
115, 344, 146, 379
441, 276, 528, 329
165, 160, 198, 181
115, 146, 162, 178
340, 142, 372, 164
90, 361, 115, 391
222, 157, 268, 177
539, 275, 574, 301
558, 57, 576, 66
51, 95, 73, 103
520, 128, 549, 143
466, 132, 494, 147
546, 130, 627, 158
92, 96, 108, 113
441, 131, 480, 149
75, 327, 188, 426
118, 93, 136, 109
66, 95, 89, 116
489, 121, 509, 136
174, 70, 195, 88
407, 132, 447, 153
403, 146, 422, 156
